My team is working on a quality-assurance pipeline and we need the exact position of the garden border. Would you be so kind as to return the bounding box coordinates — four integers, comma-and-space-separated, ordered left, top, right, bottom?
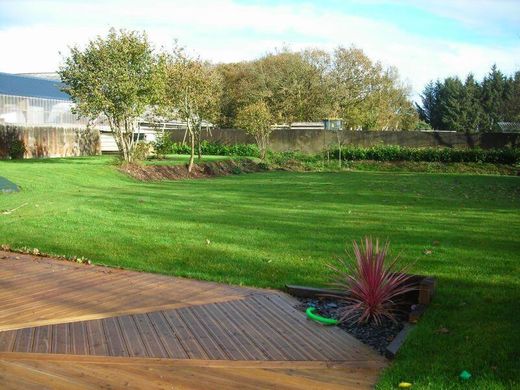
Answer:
286, 274, 436, 358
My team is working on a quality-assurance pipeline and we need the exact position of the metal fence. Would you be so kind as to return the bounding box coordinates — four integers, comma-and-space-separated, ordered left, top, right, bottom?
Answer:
0, 94, 88, 127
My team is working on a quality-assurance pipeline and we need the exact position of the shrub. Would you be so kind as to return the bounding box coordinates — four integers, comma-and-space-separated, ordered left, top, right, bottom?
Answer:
161, 140, 261, 157
8, 139, 26, 159
131, 142, 153, 162
153, 132, 176, 158
328, 237, 416, 325
332, 146, 519, 165
266, 150, 322, 165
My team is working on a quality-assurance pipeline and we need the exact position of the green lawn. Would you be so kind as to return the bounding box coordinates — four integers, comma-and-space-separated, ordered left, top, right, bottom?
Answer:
0, 156, 518, 389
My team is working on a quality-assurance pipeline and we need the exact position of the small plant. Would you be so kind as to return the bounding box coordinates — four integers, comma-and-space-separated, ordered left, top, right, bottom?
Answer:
231, 166, 242, 175
9, 139, 26, 159
328, 237, 416, 325
131, 141, 153, 162
153, 131, 175, 158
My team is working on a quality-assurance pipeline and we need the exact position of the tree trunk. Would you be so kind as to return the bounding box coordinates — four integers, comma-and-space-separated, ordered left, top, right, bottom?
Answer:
188, 125, 195, 173
196, 126, 202, 161
336, 131, 342, 168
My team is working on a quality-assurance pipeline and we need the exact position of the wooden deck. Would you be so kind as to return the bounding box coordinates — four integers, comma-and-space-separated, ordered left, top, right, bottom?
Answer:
0, 251, 387, 389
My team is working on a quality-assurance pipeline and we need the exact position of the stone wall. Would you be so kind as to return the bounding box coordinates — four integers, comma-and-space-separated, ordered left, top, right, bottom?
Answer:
169, 128, 519, 153
0, 125, 101, 159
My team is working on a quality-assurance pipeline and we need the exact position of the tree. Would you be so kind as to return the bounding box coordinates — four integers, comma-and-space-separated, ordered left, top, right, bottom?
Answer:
502, 71, 520, 122
481, 65, 507, 131
461, 74, 483, 132
218, 46, 417, 130
438, 77, 465, 131
160, 47, 222, 171
217, 61, 265, 127
328, 47, 417, 130
235, 101, 273, 160
59, 28, 162, 163
362, 66, 418, 130
253, 49, 331, 123
327, 46, 377, 129
417, 81, 441, 128
217, 48, 330, 126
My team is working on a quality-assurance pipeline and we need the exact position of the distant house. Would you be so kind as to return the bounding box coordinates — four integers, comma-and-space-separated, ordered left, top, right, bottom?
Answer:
0, 72, 87, 127
0, 72, 190, 153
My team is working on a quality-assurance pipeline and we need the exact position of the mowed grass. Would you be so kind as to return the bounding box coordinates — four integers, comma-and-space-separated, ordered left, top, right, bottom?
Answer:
0, 156, 519, 389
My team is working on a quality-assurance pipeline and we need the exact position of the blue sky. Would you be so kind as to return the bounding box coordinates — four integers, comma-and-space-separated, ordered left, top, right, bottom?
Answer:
0, 0, 519, 97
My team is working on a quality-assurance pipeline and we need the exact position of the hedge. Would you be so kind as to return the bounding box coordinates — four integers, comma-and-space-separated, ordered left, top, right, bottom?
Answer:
155, 139, 260, 158
331, 146, 519, 165
154, 137, 519, 165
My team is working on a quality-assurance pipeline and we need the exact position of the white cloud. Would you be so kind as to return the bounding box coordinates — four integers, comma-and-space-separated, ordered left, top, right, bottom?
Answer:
0, 0, 519, 99
409, 0, 520, 32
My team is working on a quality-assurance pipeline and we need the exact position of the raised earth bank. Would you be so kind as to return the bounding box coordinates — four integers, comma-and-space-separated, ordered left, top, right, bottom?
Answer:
121, 159, 266, 181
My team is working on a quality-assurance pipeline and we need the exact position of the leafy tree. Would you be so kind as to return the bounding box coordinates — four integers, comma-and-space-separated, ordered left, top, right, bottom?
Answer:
328, 46, 378, 129
59, 28, 162, 163
328, 47, 416, 130
218, 46, 416, 130
254, 48, 331, 123
217, 61, 266, 127
218, 49, 330, 126
363, 67, 418, 130
235, 101, 273, 159
415, 120, 432, 130
160, 47, 222, 171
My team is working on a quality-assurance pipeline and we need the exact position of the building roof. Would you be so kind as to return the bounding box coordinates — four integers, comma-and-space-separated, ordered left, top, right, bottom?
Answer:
0, 72, 70, 101
16, 72, 61, 81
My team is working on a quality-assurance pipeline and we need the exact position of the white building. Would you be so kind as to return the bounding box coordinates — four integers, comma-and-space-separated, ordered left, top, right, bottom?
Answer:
0, 72, 190, 153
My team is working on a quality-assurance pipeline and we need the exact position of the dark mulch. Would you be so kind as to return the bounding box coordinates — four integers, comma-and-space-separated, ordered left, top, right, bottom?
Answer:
296, 297, 411, 355
121, 159, 266, 181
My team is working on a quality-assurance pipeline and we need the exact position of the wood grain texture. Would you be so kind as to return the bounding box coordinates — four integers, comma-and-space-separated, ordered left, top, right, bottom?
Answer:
0, 357, 383, 390
0, 252, 250, 331
0, 252, 387, 389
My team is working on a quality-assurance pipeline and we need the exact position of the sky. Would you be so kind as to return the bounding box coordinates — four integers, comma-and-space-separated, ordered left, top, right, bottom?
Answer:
0, 0, 519, 98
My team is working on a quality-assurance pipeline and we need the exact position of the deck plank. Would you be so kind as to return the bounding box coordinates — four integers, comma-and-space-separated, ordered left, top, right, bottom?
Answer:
0, 355, 385, 390
0, 252, 250, 331
0, 251, 387, 388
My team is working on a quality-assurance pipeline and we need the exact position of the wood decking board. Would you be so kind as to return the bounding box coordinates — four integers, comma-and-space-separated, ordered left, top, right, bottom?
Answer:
0, 252, 249, 331
0, 251, 387, 388
145, 311, 189, 359
0, 299, 381, 363
0, 358, 380, 390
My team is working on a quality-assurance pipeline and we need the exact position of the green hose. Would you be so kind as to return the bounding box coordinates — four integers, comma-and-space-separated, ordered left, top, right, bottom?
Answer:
306, 307, 339, 325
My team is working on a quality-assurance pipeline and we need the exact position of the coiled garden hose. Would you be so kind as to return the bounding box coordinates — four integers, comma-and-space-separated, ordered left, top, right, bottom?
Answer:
306, 307, 339, 325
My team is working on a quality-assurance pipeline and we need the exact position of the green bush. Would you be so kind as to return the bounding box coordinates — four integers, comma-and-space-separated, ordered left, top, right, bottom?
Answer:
332, 146, 519, 165
8, 139, 26, 159
151, 138, 519, 166
266, 150, 323, 165
153, 132, 176, 157
155, 139, 261, 157
131, 142, 153, 162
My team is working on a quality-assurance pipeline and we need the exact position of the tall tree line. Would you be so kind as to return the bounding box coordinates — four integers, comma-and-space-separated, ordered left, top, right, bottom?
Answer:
217, 47, 418, 130
417, 65, 520, 132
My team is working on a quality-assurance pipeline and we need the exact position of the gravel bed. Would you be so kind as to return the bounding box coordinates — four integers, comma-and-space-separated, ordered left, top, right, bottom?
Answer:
296, 297, 410, 355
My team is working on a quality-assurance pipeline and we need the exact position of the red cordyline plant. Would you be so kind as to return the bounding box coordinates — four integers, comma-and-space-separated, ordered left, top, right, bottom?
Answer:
327, 237, 416, 325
